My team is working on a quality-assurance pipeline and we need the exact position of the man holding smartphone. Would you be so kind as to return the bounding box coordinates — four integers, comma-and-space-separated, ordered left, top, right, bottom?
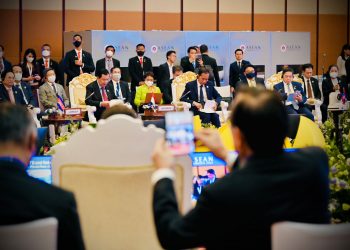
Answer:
151, 87, 329, 249
180, 67, 221, 128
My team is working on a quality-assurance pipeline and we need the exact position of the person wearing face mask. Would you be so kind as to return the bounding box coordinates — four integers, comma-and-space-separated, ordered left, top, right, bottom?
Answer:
0, 45, 12, 81
107, 67, 131, 104
236, 64, 265, 91
21, 48, 41, 89
134, 72, 162, 112
12, 65, 36, 107
0, 71, 26, 105
39, 68, 69, 110
96, 45, 120, 75
37, 44, 63, 86
63, 34, 95, 86
321, 64, 349, 122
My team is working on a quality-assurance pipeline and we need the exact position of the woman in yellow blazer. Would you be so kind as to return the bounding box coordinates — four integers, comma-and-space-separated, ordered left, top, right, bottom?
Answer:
134, 72, 163, 108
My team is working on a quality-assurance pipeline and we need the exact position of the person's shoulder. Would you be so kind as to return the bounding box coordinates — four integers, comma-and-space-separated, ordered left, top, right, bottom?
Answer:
288, 147, 328, 169
292, 81, 302, 87
128, 56, 138, 62
298, 147, 327, 159
39, 82, 49, 89
82, 50, 92, 56
274, 82, 283, 88
65, 49, 75, 56
243, 60, 250, 64
96, 58, 104, 64
87, 80, 97, 88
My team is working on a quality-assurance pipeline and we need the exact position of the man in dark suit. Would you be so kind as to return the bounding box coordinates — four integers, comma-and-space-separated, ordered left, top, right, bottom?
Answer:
300, 63, 321, 101
107, 67, 131, 104
162, 65, 183, 104
180, 67, 222, 128
229, 48, 251, 94
85, 68, 116, 121
63, 34, 95, 86
181, 46, 202, 73
95, 45, 121, 74
236, 64, 265, 90
151, 87, 330, 250
0, 71, 26, 105
0, 45, 12, 80
274, 67, 314, 121
37, 44, 63, 86
12, 65, 36, 106
128, 43, 153, 92
200, 44, 221, 86
0, 104, 85, 250
157, 50, 177, 92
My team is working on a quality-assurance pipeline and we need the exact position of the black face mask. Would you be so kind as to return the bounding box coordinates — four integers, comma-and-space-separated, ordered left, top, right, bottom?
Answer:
137, 51, 144, 57
73, 40, 81, 48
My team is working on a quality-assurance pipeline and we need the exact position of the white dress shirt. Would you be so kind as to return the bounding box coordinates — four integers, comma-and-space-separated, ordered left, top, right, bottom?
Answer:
283, 81, 294, 106
112, 80, 123, 99
167, 62, 173, 79
197, 81, 208, 102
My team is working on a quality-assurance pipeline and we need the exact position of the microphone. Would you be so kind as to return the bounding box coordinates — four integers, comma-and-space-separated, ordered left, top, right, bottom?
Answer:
85, 92, 94, 101
179, 90, 191, 100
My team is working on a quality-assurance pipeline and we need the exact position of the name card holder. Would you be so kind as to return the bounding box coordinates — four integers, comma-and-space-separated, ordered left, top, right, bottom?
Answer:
64, 108, 82, 116
158, 105, 175, 112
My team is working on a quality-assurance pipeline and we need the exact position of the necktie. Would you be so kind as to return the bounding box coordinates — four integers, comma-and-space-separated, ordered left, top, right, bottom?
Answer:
193, 61, 196, 69
307, 79, 313, 98
108, 59, 112, 73
116, 83, 120, 98
101, 86, 108, 102
52, 83, 57, 95
287, 84, 292, 94
238, 62, 241, 70
139, 57, 143, 68
7, 88, 15, 104
0, 61, 4, 73
77, 51, 81, 61
199, 85, 204, 105
45, 59, 49, 69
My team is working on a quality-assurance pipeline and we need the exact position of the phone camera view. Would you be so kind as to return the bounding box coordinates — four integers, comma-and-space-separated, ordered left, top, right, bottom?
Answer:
165, 112, 195, 156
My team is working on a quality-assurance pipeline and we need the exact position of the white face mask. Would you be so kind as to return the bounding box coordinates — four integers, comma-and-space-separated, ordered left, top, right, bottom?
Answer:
330, 72, 338, 79
106, 50, 114, 58
14, 73, 22, 81
48, 75, 56, 83
145, 81, 153, 87
26, 56, 34, 63
42, 50, 50, 57
0, 51, 3, 58
112, 73, 121, 81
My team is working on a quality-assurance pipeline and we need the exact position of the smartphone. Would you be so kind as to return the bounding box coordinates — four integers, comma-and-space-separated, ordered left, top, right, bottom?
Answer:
165, 112, 195, 156
196, 54, 202, 60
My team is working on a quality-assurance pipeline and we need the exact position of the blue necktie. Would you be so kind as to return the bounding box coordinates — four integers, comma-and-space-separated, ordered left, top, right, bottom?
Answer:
199, 85, 204, 105
193, 61, 196, 69
116, 83, 120, 98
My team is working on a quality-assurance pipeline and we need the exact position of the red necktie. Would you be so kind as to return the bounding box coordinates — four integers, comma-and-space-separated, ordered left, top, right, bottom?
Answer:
78, 51, 81, 61
45, 59, 49, 69
139, 57, 143, 67
101, 86, 108, 101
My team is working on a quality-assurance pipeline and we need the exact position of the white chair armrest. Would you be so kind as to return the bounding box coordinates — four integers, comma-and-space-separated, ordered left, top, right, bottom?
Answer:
86, 105, 97, 123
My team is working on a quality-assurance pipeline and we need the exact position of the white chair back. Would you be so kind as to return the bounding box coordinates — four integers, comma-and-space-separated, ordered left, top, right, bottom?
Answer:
272, 221, 350, 250
0, 217, 58, 250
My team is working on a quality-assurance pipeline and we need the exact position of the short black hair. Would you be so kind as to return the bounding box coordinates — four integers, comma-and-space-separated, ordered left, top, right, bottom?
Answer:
340, 44, 350, 60
96, 68, 110, 78
143, 71, 154, 80
302, 63, 313, 71
282, 67, 294, 77
1, 70, 13, 81
136, 43, 145, 48
23, 48, 37, 63
73, 34, 82, 40
230, 88, 287, 156
110, 66, 121, 73
197, 67, 210, 76
0, 103, 36, 146
199, 44, 208, 54
243, 64, 255, 72
235, 49, 244, 54
101, 104, 137, 119
166, 50, 176, 59
42, 68, 54, 78
172, 65, 183, 74
105, 45, 115, 52
187, 46, 197, 54
41, 43, 51, 49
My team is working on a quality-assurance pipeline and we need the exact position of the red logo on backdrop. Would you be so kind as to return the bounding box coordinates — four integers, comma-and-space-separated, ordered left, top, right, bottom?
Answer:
280, 44, 287, 53
240, 44, 246, 52
151, 45, 158, 53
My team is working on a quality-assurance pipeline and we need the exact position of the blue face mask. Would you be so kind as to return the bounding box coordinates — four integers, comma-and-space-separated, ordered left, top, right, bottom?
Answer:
246, 72, 256, 79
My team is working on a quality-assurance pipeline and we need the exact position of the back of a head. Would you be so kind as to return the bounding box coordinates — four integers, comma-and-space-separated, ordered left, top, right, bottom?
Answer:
101, 104, 137, 119
0, 103, 36, 146
199, 44, 208, 54
230, 87, 287, 156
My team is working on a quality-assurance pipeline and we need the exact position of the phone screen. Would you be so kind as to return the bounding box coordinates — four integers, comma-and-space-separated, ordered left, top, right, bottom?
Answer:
165, 112, 195, 156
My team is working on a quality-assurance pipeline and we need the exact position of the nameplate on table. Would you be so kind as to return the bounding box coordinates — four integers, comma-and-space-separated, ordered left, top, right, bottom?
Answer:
158, 105, 175, 112
64, 108, 82, 116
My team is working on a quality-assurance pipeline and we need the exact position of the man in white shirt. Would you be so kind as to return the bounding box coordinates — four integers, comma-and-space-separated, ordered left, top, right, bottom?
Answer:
107, 67, 131, 104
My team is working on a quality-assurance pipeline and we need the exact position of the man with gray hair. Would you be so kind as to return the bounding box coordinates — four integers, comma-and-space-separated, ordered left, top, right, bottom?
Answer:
0, 104, 85, 250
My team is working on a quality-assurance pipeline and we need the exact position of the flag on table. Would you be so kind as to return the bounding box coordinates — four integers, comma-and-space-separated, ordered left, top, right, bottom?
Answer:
57, 95, 65, 111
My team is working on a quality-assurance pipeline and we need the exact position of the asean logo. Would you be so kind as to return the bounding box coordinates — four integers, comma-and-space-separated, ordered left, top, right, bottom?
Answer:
151, 45, 158, 53
280, 44, 287, 53
240, 44, 246, 52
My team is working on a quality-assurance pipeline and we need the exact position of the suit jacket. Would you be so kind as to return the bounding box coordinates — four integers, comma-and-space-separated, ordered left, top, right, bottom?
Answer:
39, 82, 69, 109
37, 58, 64, 86
15, 81, 36, 106
95, 57, 120, 74
162, 78, 173, 104
180, 56, 200, 73
322, 77, 349, 106
180, 80, 222, 112
229, 60, 251, 88
0, 58, 12, 75
0, 158, 85, 250
153, 147, 330, 250
63, 49, 95, 85
157, 62, 171, 91
236, 76, 265, 90
0, 84, 27, 105
85, 80, 116, 120
21, 62, 41, 86
106, 80, 131, 104
273, 81, 307, 106
201, 54, 221, 87
300, 76, 321, 100
128, 56, 153, 92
